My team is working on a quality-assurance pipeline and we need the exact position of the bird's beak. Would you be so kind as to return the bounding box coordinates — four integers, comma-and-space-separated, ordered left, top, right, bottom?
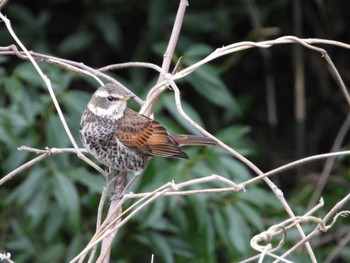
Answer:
120, 95, 134, 102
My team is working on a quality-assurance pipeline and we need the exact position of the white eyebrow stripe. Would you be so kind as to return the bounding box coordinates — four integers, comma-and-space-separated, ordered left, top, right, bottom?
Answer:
94, 89, 110, 98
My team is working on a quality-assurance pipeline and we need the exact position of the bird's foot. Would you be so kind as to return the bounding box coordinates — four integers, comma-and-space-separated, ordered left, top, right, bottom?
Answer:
110, 190, 125, 201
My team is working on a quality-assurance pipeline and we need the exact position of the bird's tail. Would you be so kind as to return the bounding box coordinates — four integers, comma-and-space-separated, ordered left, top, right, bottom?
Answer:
170, 134, 217, 147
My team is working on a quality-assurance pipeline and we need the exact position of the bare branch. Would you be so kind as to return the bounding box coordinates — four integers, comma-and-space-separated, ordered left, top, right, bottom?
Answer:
307, 112, 350, 209
17, 146, 108, 177
277, 193, 350, 261
0, 153, 48, 186
324, 230, 350, 263
1, 8, 350, 261
98, 62, 165, 74
0, 0, 9, 10
140, 0, 188, 117
166, 76, 316, 260
0, 45, 144, 105
0, 13, 80, 152
97, 172, 127, 263
0, 252, 14, 263
240, 150, 350, 188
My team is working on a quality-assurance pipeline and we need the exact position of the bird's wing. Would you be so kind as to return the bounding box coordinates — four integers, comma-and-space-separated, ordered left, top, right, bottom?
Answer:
115, 108, 188, 159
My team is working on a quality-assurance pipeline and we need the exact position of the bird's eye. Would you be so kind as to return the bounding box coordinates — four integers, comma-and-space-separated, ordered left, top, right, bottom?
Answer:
107, 96, 115, 102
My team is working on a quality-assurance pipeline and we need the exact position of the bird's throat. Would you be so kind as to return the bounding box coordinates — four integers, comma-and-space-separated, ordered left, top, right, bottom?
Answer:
87, 102, 125, 120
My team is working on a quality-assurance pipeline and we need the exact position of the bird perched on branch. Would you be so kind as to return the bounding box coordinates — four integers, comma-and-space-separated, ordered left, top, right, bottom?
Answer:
79, 83, 216, 175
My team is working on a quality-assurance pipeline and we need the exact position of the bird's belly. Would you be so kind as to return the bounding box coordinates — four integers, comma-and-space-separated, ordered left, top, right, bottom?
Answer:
90, 141, 146, 172
80, 130, 147, 173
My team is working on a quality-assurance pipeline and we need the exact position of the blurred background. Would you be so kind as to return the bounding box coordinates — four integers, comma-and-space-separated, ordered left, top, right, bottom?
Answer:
0, 0, 349, 262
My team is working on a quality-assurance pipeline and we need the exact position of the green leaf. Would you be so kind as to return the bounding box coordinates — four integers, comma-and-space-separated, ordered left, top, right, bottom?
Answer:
6, 167, 46, 205
13, 62, 45, 87
41, 244, 65, 262
216, 125, 250, 143
67, 168, 104, 193
53, 171, 81, 231
151, 41, 167, 56
94, 13, 121, 48
162, 93, 205, 134
26, 185, 50, 228
0, 109, 29, 133
66, 234, 85, 261
148, 0, 168, 28
236, 201, 264, 231
169, 201, 189, 232
202, 215, 215, 260
44, 203, 65, 242
6, 222, 34, 252
188, 194, 209, 228
58, 33, 94, 55
186, 65, 241, 116
219, 156, 251, 181
3, 150, 30, 173
184, 43, 213, 58
225, 205, 250, 254
137, 231, 174, 263
61, 90, 90, 115
167, 236, 195, 259
148, 232, 174, 263
46, 114, 70, 147
240, 188, 280, 208
139, 199, 166, 229
213, 209, 232, 249
0, 126, 16, 149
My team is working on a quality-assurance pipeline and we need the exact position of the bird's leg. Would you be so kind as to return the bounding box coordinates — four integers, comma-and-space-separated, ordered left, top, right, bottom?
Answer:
122, 172, 140, 192
110, 171, 141, 200
110, 171, 127, 200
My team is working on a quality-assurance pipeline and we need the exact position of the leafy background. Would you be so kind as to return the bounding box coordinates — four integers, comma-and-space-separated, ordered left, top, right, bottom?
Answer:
1, 0, 349, 262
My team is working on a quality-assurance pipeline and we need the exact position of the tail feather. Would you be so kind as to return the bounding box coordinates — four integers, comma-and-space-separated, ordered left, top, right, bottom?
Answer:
170, 134, 217, 147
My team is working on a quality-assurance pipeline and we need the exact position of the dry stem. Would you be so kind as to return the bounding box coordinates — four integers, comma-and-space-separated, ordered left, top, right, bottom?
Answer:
1, 8, 350, 263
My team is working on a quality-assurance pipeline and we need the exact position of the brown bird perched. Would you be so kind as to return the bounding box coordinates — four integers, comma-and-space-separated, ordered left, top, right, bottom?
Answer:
79, 83, 216, 175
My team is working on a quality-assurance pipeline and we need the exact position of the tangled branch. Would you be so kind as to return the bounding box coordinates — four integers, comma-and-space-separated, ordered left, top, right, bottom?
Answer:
1, 5, 350, 263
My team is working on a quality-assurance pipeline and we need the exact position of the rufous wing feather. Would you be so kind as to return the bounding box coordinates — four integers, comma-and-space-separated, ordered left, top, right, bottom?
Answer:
115, 108, 189, 159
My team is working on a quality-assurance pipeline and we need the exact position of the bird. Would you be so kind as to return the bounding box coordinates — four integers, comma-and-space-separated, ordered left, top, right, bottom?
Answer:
79, 83, 216, 175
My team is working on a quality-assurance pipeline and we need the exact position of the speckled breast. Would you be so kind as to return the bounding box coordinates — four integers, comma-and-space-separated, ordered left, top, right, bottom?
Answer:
79, 109, 147, 173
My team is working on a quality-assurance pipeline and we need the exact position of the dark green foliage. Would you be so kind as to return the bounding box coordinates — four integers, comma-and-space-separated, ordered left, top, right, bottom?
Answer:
1, 0, 349, 262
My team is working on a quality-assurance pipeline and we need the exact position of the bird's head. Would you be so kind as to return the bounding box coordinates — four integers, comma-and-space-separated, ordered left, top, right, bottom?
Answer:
87, 83, 134, 120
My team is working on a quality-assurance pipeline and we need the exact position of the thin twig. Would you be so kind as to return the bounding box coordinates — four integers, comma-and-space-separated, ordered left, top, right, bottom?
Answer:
157, 0, 188, 83
166, 76, 317, 261
70, 183, 174, 263
98, 62, 164, 74
82, 2, 189, 259
250, 198, 324, 262
0, 153, 48, 185
140, 0, 188, 117
277, 193, 350, 260
171, 37, 350, 107
125, 174, 241, 199
0, 13, 80, 152
0, 253, 14, 263
240, 150, 350, 188
0, 45, 144, 105
324, 229, 350, 263
0, 0, 8, 10
74, 174, 239, 262
307, 112, 350, 209
84, 176, 119, 263
1, 13, 350, 261
0, 13, 111, 180
97, 172, 127, 263
17, 146, 107, 177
